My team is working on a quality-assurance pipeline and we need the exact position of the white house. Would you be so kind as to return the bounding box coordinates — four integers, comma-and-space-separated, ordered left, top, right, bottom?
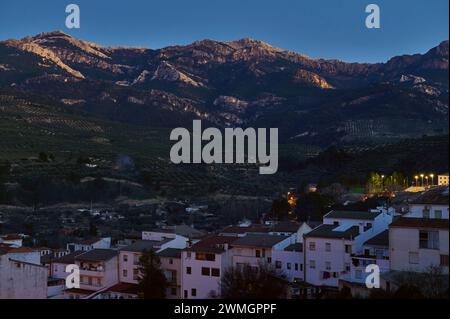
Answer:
141, 230, 188, 249
66, 237, 112, 252
181, 235, 238, 299
339, 230, 390, 297
0, 250, 48, 299
406, 186, 449, 219
0, 234, 23, 248
389, 217, 449, 274
158, 248, 183, 299
272, 243, 304, 283
119, 239, 174, 285
231, 234, 296, 271
304, 209, 394, 288
64, 249, 119, 299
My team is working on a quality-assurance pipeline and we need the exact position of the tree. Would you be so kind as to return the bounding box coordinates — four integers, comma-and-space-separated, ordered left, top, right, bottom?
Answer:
270, 198, 291, 220
220, 265, 288, 299
137, 250, 167, 299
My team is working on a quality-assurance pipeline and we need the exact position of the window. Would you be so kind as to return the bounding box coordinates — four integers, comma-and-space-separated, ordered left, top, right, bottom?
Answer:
294, 263, 298, 271
435, 210, 443, 219
191, 289, 197, 297
186, 267, 192, 275
171, 287, 177, 296
255, 250, 261, 258
300, 264, 303, 271
196, 252, 215, 261
186, 252, 192, 258
169, 258, 173, 265
325, 262, 331, 271
201, 267, 210, 276
211, 268, 220, 277
409, 252, 419, 264
325, 243, 331, 252
123, 269, 128, 277
440, 255, 449, 267
345, 263, 351, 272
423, 207, 430, 219
333, 221, 339, 226
123, 254, 128, 262
133, 269, 139, 280
267, 257, 272, 264
275, 261, 282, 269
184, 290, 188, 299
309, 242, 316, 251
419, 231, 439, 249
345, 245, 352, 254
287, 263, 292, 270
310, 260, 316, 269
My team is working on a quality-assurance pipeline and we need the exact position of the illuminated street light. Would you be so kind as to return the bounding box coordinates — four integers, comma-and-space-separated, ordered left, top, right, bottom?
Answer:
414, 175, 419, 186
430, 174, 434, 186
420, 174, 424, 187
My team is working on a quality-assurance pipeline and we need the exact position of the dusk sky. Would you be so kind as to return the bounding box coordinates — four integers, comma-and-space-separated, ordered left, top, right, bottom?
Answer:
0, 0, 448, 62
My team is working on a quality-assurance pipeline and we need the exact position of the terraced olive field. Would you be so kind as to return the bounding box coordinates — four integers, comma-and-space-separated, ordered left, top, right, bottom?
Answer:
0, 94, 320, 197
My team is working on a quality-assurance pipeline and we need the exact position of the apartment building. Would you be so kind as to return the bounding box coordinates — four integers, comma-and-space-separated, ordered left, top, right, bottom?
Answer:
0, 249, 47, 299
389, 218, 449, 274
158, 248, 183, 299
272, 243, 304, 282
406, 186, 449, 219
64, 249, 119, 299
181, 235, 237, 299
231, 234, 296, 271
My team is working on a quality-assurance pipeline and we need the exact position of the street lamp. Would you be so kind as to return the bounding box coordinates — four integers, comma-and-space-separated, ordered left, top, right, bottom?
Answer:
420, 174, 424, 187
425, 176, 429, 187
414, 175, 419, 186
430, 174, 434, 186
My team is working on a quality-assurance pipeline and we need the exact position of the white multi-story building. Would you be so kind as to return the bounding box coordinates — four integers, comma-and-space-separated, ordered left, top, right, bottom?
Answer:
158, 248, 183, 299
272, 243, 304, 282
406, 186, 449, 219
339, 230, 390, 297
181, 235, 237, 299
119, 239, 174, 285
304, 209, 394, 288
231, 234, 296, 271
0, 248, 47, 299
64, 249, 119, 299
389, 218, 449, 274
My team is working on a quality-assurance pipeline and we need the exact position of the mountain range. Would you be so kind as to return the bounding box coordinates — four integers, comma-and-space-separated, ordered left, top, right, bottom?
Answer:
0, 31, 448, 146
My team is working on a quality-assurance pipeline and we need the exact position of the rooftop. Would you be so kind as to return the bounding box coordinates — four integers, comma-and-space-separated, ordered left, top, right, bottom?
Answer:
271, 221, 301, 233
410, 186, 449, 205
304, 224, 360, 240
232, 234, 289, 248
284, 243, 303, 252
324, 210, 382, 221
364, 230, 389, 247
157, 248, 182, 259
187, 235, 238, 254
52, 251, 86, 264
75, 249, 118, 262
120, 240, 170, 253
220, 224, 270, 235
106, 283, 140, 295
390, 217, 449, 230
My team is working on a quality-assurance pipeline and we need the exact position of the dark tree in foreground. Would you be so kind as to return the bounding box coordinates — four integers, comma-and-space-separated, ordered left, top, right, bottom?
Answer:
220, 265, 288, 299
137, 250, 167, 299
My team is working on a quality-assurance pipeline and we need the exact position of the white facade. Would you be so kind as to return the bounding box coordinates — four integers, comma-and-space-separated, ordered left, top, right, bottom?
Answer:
407, 203, 449, 219
272, 245, 304, 282
389, 220, 449, 274
0, 254, 47, 299
67, 237, 111, 252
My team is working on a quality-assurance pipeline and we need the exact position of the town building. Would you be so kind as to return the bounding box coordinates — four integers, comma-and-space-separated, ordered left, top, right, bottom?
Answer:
181, 235, 238, 299
158, 248, 183, 299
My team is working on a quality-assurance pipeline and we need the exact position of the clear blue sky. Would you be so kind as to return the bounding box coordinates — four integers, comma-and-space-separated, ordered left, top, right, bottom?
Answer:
0, 0, 448, 62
